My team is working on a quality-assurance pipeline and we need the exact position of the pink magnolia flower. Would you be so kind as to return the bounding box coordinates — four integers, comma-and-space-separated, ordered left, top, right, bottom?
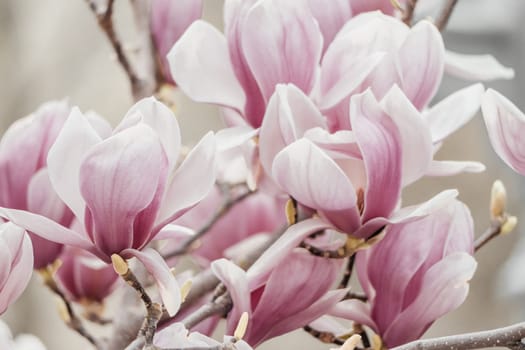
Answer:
0, 222, 33, 315
481, 89, 525, 175
331, 199, 476, 347
212, 252, 345, 347
0, 320, 46, 350
0, 97, 217, 316
56, 246, 119, 304
151, 0, 203, 84
0, 100, 75, 269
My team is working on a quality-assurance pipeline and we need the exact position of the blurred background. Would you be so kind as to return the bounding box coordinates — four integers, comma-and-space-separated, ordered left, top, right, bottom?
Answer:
1, 0, 525, 349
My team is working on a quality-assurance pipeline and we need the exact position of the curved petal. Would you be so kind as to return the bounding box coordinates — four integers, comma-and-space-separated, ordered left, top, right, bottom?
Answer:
425, 84, 485, 143
426, 160, 485, 176
80, 124, 167, 254
122, 248, 181, 316
383, 253, 477, 347
305, 0, 352, 52
398, 20, 444, 109
0, 208, 92, 249
329, 299, 378, 332
156, 132, 216, 227
482, 89, 525, 175
168, 20, 246, 112
47, 107, 103, 224
381, 85, 433, 185
259, 84, 326, 174
445, 50, 515, 81
272, 138, 358, 213
350, 91, 402, 223
242, 0, 323, 103
211, 259, 251, 334
215, 126, 258, 152
118, 97, 182, 173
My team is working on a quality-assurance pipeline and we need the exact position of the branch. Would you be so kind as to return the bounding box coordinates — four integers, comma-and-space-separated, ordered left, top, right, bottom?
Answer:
392, 322, 525, 350
402, 0, 418, 25
435, 0, 459, 31
39, 266, 101, 348
182, 292, 233, 330
164, 187, 256, 259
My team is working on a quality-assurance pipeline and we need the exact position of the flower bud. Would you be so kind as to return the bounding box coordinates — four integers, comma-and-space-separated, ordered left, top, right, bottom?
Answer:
490, 180, 507, 219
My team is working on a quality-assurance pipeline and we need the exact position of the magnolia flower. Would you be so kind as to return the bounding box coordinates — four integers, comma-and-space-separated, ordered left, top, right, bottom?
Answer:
0, 222, 33, 315
0, 100, 75, 269
0, 97, 217, 316
56, 246, 119, 304
481, 89, 525, 175
0, 320, 46, 350
212, 252, 344, 347
331, 199, 476, 347
155, 322, 253, 350
151, 0, 203, 84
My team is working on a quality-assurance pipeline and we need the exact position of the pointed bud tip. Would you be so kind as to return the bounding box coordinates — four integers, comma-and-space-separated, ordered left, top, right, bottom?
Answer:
57, 299, 70, 323
285, 198, 297, 225
111, 254, 128, 275
501, 216, 517, 235
490, 180, 507, 219
234, 312, 249, 341
180, 280, 192, 302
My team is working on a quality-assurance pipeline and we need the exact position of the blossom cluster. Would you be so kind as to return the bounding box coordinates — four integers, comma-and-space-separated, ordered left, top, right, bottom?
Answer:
0, 1, 523, 350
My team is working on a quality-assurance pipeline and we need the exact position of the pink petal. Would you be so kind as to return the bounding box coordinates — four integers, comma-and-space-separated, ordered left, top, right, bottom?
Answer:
215, 126, 258, 152
424, 84, 485, 143
383, 253, 477, 347
168, 20, 246, 113
211, 259, 251, 334
387, 189, 459, 224
329, 299, 378, 332
426, 160, 485, 176
350, 0, 397, 15
0, 208, 92, 250
398, 20, 444, 109
445, 50, 515, 81
47, 107, 103, 224
122, 248, 181, 316
247, 218, 333, 289
80, 124, 167, 254
350, 91, 402, 223
482, 89, 525, 175
381, 85, 433, 185
155, 132, 216, 228
259, 84, 326, 174
118, 97, 182, 173
305, 0, 352, 53
242, 0, 323, 103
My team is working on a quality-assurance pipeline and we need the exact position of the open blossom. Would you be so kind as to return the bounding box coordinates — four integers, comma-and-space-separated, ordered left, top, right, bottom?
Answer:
0, 97, 217, 316
330, 200, 476, 347
0, 320, 46, 350
56, 246, 119, 304
151, 0, 203, 84
0, 222, 33, 315
212, 251, 344, 347
481, 89, 525, 175
0, 100, 74, 269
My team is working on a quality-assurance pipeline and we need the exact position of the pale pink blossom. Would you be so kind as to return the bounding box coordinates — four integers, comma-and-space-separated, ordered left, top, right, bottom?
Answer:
0, 100, 75, 268
56, 246, 119, 303
481, 89, 525, 175
151, 0, 203, 84
0, 222, 33, 315
212, 253, 344, 347
0, 320, 46, 350
0, 97, 217, 316
330, 200, 476, 347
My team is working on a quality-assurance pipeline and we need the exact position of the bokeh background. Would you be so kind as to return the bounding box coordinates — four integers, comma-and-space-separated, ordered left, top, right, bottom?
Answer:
1, 0, 525, 349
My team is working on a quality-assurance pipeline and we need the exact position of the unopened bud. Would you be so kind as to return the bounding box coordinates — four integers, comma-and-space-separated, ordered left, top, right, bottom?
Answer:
501, 216, 518, 235
490, 180, 507, 219
111, 254, 128, 275
372, 334, 383, 350
57, 299, 71, 324
234, 312, 249, 340
285, 198, 297, 225
338, 334, 362, 350
180, 280, 192, 302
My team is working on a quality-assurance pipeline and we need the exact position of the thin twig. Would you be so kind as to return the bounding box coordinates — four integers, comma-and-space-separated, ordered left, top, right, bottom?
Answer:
182, 292, 233, 330
436, 0, 459, 31
402, 0, 418, 25
39, 268, 100, 348
392, 322, 525, 350
343, 291, 368, 302
303, 325, 345, 345
474, 220, 502, 252
338, 255, 356, 289
164, 187, 256, 260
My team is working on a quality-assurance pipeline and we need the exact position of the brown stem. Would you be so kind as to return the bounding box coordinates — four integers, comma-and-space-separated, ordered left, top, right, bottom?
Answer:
392, 322, 525, 350
303, 325, 345, 345
338, 255, 356, 289
436, 0, 459, 31
402, 0, 418, 26
39, 268, 100, 348
164, 187, 256, 260
182, 292, 233, 330
474, 220, 502, 252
